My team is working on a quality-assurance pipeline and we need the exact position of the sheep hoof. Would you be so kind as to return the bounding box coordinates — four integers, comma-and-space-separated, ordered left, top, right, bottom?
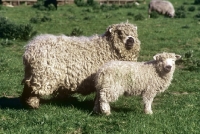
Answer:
101, 111, 111, 116
105, 112, 111, 116
145, 110, 153, 115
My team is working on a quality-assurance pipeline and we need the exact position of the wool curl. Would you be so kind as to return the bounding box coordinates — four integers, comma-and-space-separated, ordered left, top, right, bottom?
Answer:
21, 22, 141, 108
148, 0, 175, 18
93, 52, 181, 115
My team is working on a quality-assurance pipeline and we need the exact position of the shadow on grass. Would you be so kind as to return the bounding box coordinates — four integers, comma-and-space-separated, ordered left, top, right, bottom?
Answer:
0, 96, 138, 115
0, 96, 23, 109
41, 96, 95, 112
111, 106, 137, 114
0, 95, 94, 112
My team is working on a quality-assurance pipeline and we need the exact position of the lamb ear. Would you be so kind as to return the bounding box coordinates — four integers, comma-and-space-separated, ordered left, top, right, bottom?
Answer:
175, 54, 181, 60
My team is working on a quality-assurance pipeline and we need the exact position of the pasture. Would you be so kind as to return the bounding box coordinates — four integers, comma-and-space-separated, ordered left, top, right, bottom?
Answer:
0, 0, 200, 133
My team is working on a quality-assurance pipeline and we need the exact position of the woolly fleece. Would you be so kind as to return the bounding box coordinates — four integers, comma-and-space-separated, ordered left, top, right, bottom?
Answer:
21, 22, 141, 108
93, 52, 181, 115
149, 0, 175, 18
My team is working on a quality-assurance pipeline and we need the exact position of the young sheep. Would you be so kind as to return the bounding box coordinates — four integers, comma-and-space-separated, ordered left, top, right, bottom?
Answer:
148, 0, 175, 18
21, 22, 141, 109
93, 52, 181, 115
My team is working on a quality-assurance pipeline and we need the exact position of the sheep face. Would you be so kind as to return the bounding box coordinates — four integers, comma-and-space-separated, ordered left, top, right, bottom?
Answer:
154, 53, 181, 74
163, 58, 175, 72
104, 23, 140, 61
125, 36, 135, 50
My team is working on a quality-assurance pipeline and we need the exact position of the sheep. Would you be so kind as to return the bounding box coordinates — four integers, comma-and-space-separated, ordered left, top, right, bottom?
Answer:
93, 52, 181, 115
44, 0, 57, 10
148, 0, 175, 18
20, 22, 141, 109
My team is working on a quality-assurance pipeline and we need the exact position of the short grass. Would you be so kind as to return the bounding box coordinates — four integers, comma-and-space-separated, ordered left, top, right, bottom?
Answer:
0, 0, 200, 133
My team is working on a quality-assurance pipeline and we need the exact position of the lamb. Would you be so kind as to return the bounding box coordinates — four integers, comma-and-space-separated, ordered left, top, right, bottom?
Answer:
93, 52, 181, 115
148, 0, 175, 18
20, 22, 141, 109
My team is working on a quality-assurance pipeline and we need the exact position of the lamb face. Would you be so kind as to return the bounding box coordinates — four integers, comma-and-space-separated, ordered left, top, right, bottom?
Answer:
156, 58, 176, 73
163, 58, 175, 72
154, 53, 181, 74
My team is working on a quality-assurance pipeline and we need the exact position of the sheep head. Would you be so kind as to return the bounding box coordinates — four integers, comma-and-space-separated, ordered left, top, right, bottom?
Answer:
154, 52, 181, 74
103, 23, 141, 61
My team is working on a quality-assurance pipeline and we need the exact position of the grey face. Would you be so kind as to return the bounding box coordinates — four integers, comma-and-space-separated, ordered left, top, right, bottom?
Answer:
125, 36, 134, 50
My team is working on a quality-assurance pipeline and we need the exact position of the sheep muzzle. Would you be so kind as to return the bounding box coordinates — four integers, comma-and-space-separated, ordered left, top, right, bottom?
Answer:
164, 65, 172, 72
125, 37, 134, 50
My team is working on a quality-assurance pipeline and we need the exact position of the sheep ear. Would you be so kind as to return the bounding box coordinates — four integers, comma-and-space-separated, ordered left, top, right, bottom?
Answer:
104, 27, 112, 36
175, 54, 181, 60
153, 55, 158, 60
153, 54, 160, 60
135, 26, 137, 31
108, 28, 112, 33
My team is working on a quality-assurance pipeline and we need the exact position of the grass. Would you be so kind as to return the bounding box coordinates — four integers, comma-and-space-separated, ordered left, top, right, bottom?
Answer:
0, 0, 200, 133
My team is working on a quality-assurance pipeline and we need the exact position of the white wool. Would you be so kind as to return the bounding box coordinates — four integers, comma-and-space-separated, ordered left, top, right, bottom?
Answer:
20, 22, 141, 109
93, 52, 181, 115
149, 0, 175, 18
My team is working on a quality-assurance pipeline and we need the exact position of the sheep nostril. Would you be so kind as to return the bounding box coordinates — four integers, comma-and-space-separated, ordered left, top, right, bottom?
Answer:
166, 65, 172, 70
125, 37, 134, 50
128, 37, 134, 43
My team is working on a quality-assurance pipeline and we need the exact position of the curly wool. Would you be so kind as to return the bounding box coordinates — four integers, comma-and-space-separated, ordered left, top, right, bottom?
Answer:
22, 22, 141, 97
149, 0, 175, 18
94, 52, 181, 115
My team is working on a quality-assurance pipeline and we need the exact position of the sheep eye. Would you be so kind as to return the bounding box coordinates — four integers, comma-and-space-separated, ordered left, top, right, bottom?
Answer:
117, 31, 122, 36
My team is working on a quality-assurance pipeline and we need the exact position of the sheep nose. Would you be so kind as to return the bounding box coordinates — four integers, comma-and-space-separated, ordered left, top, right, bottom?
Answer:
125, 37, 134, 50
166, 65, 172, 70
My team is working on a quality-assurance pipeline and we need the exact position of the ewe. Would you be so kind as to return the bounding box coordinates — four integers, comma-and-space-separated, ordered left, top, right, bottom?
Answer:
148, 0, 175, 18
93, 52, 181, 115
21, 22, 141, 109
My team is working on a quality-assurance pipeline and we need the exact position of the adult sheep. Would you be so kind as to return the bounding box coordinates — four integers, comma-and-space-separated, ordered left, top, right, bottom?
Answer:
21, 22, 141, 109
93, 52, 181, 115
148, 0, 175, 18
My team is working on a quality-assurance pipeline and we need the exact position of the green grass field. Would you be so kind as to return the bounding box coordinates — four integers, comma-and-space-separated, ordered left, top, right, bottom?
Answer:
0, 0, 200, 133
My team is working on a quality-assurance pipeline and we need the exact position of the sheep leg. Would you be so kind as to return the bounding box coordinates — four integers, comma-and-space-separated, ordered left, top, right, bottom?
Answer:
142, 93, 156, 114
93, 93, 101, 113
148, 10, 151, 18
143, 97, 153, 114
100, 101, 111, 115
99, 90, 111, 115
20, 83, 40, 109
